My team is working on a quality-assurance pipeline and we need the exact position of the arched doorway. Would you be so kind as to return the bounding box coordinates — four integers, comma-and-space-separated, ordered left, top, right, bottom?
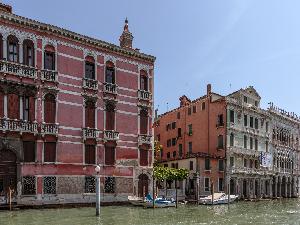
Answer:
138, 174, 149, 197
0, 149, 17, 196
230, 178, 235, 195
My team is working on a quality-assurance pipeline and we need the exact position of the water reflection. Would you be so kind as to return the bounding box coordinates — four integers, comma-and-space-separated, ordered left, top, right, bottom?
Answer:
0, 199, 299, 225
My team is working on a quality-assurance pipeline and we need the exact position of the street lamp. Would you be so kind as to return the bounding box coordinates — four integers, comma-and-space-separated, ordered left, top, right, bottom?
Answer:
95, 165, 101, 216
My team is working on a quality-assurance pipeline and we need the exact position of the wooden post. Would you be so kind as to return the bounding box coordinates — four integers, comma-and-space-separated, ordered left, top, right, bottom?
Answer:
211, 181, 214, 205
228, 183, 230, 205
152, 176, 155, 209
9, 187, 12, 211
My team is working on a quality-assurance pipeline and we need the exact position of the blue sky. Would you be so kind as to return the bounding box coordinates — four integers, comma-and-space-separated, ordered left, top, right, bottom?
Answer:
7, 0, 300, 115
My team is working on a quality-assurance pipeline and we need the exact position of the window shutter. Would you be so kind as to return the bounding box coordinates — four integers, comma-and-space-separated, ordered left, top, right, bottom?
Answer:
44, 142, 56, 162
140, 149, 148, 166
106, 110, 114, 130
8, 94, 19, 119
23, 141, 35, 162
85, 103, 95, 128
140, 111, 148, 134
44, 95, 56, 123
105, 146, 115, 165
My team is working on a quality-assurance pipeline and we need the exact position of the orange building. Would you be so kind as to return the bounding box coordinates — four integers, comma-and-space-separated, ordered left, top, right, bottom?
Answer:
154, 84, 226, 197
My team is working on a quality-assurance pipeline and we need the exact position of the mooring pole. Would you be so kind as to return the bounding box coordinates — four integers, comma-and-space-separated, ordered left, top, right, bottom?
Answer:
228, 183, 230, 205
152, 175, 155, 209
95, 165, 101, 217
175, 180, 178, 208
9, 187, 12, 211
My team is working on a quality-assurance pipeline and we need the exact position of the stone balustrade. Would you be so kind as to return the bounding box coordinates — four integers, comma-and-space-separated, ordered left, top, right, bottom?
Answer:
83, 78, 98, 90
0, 118, 38, 134
104, 130, 119, 141
103, 83, 117, 94
41, 123, 59, 135
83, 127, 100, 139
41, 69, 58, 82
138, 90, 151, 101
138, 134, 152, 145
0, 60, 37, 79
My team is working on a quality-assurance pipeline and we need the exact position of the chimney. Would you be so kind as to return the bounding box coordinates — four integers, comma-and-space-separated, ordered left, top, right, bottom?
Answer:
207, 84, 212, 96
119, 18, 133, 49
0, 2, 12, 14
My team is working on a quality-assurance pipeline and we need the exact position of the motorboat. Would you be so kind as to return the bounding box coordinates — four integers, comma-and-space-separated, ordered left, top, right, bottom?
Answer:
128, 196, 145, 206
143, 194, 176, 208
199, 193, 238, 205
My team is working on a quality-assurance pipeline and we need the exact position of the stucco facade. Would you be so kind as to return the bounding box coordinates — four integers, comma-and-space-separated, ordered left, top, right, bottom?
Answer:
0, 3, 155, 205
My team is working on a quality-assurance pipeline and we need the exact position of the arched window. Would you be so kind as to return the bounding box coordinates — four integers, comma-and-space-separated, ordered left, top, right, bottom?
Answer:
105, 61, 115, 84
85, 100, 95, 128
44, 45, 55, 70
85, 56, 95, 79
44, 93, 56, 123
230, 133, 234, 147
140, 109, 148, 134
105, 102, 115, 130
23, 39, 34, 67
23, 95, 35, 121
7, 35, 18, 62
140, 70, 148, 91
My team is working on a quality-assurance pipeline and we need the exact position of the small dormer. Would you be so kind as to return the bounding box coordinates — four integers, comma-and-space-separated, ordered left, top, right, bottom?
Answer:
242, 86, 261, 108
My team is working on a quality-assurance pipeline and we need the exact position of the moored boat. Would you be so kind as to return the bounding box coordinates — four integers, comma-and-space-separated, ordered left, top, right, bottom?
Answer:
143, 194, 176, 208
199, 193, 238, 205
128, 196, 145, 206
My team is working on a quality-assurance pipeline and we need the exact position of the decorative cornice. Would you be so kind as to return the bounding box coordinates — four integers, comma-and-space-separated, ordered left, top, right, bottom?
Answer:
0, 12, 156, 63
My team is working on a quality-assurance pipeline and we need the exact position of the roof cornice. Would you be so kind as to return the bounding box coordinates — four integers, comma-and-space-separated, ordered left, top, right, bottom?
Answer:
0, 12, 156, 63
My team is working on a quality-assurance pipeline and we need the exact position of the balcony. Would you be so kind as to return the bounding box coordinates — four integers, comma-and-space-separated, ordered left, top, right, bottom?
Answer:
228, 146, 260, 157
41, 123, 59, 136
103, 130, 119, 141
0, 60, 37, 79
41, 69, 58, 83
103, 83, 117, 95
83, 127, 100, 139
83, 78, 98, 91
138, 90, 151, 101
0, 118, 38, 134
138, 134, 152, 145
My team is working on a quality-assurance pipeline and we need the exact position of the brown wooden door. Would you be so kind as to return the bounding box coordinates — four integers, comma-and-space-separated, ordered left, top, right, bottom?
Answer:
0, 149, 17, 196
138, 174, 149, 197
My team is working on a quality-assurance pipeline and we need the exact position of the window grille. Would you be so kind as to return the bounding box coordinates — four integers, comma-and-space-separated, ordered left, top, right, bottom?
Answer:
85, 176, 96, 193
43, 176, 56, 194
22, 176, 36, 195
104, 177, 116, 193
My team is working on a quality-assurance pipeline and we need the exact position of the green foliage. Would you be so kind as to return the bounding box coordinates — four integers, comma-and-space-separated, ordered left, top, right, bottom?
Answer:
153, 166, 189, 182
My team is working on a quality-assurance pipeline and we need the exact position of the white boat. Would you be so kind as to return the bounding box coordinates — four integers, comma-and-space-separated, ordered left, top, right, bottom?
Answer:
143, 194, 176, 208
128, 196, 145, 206
199, 193, 238, 205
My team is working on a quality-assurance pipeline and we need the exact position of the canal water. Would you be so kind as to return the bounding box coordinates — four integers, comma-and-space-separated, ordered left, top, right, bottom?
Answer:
0, 199, 300, 225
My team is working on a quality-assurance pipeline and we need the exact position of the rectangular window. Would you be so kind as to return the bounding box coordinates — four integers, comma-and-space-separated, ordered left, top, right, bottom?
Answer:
171, 122, 176, 129
244, 158, 247, 167
85, 145, 95, 164
218, 159, 224, 171
255, 160, 259, 169
189, 161, 193, 170
177, 112, 180, 119
172, 138, 176, 146
188, 107, 191, 115
250, 117, 254, 128
202, 102, 206, 110
179, 144, 183, 157
8, 41, 18, 62
172, 151, 176, 158
188, 142, 192, 153
44, 142, 56, 163
84, 176, 96, 193
167, 139, 171, 147
23, 96, 29, 121
250, 160, 253, 168
167, 152, 170, 159
230, 157, 235, 167
188, 124, 192, 135
266, 141, 269, 152
44, 51, 55, 70
217, 114, 224, 126
254, 118, 259, 129
217, 135, 224, 149
255, 101, 258, 107
230, 133, 234, 147
250, 137, 253, 149
85, 61, 95, 79
244, 96, 248, 103
205, 158, 210, 170
255, 139, 258, 150
244, 135, 247, 149
105, 146, 115, 165
166, 124, 171, 131
23, 141, 35, 162
244, 115, 248, 126
193, 105, 197, 113
43, 176, 56, 194
266, 122, 269, 133
229, 110, 234, 123
204, 177, 210, 192
218, 178, 224, 192
157, 134, 160, 142
104, 177, 115, 193
22, 176, 36, 195
140, 149, 148, 166
178, 128, 182, 137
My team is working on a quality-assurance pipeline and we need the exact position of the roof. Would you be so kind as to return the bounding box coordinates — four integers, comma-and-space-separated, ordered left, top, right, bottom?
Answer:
0, 10, 156, 63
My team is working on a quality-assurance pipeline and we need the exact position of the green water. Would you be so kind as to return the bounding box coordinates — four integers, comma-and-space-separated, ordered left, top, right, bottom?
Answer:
0, 199, 300, 225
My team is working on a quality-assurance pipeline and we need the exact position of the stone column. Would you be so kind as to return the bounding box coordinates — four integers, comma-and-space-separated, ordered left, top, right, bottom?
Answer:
278, 178, 282, 198
274, 177, 278, 198
284, 179, 287, 198
4, 93, 7, 118
253, 179, 256, 199
269, 180, 273, 198
3, 37, 7, 60
289, 179, 292, 198
19, 42, 23, 64
258, 179, 262, 199
247, 179, 251, 199
19, 95, 23, 120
